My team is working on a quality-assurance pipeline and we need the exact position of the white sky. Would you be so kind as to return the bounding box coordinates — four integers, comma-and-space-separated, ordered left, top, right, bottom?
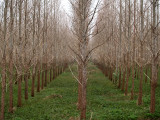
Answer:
61, 0, 100, 14
61, 0, 71, 14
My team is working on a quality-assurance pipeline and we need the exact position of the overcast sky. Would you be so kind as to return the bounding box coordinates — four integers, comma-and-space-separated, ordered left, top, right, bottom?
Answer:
61, 0, 71, 14
61, 0, 100, 14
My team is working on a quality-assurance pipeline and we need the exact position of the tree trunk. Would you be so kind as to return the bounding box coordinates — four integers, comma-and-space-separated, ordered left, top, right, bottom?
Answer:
122, 68, 126, 91
78, 64, 82, 110
150, 61, 157, 113
118, 67, 121, 88
37, 70, 40, 92
131, 0, 136, 100
9, 59, 13, 113
131, 66, 135, 100
1, 0, 8, 119
138, 66, 143, 105
53, 68, 55, 80
150, 0, 158, 113
80, 65, 87, 120
138, 0, 144, 105
31, 72, 36, 97
125, 67, 130, 96
24, 74, 28, 100
1, 58, 6, 120
9, 0, 14, 113
17, 76, 22, 107
50, 69, 52, 82
44, 69, 48, 87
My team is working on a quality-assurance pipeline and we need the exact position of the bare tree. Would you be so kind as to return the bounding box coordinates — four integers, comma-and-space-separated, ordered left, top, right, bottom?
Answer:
24, 0, 29, 100
150, 0, 159, 113
31, 0, 37, 97
131, 0, 136, 100
118, 0, 122, 89
1, 0, 8, 119
9, 0, 14, 113
70, 0, 101, 119
17, 0, 22, 107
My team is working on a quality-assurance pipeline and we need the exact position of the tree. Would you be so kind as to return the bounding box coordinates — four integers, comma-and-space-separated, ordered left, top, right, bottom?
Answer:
17, 0, 22, 107
1, 0, 8, 119
118, 0, 122, 89
131, 0, 136, 100
9, 0, 14, 113
150, 0, 159, 113
70, 0, 101, 119
37, 0, 41, 93
31, 0, 37, 97
24, 0, 29, 100
138, 0, 144, 105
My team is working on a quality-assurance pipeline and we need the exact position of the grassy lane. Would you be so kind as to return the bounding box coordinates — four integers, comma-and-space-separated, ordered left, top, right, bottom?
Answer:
5, 64, 160, 120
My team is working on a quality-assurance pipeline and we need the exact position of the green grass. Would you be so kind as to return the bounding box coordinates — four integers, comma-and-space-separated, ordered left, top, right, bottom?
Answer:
2, 64, 160, 120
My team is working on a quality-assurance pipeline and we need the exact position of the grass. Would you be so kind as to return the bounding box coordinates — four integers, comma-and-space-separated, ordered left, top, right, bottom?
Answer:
1, 63, 160, 120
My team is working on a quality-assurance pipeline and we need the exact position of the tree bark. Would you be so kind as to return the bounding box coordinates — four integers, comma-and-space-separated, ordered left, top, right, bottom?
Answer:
122, 68, 126, 91
24, 74, 28, 100
31, 72, 36, 97
80, 64, 87, 120
44, 68, 48, 87
1, 58, 6, 120
9, 0, 14, 113
37, 70, 40, 92
131, 0, 136, 100
78, 64, 82, 110
125, 66, 130, 96
17, 76, 22, 107
138, 0, 144, 105
150, 61, 157, 113
150, 0, 158, 113
50, 69, 52, 82
1, 0, 8, 119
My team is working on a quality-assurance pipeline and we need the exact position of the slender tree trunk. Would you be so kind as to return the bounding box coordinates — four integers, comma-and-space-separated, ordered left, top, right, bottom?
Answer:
150, 61, 157, 113
138, 0, 144, 105
122, 68, 126, 91
118, 0, 122, 89
50, 69, 52, 82
9, 0, 14, 113
31, 71, 36, 97
137, 66, 140, 79
1, 58, 6, 120
131, 0, 136, 100
122, 55, 126, 91
24, 0, 28, 100
118, 68, 122, 88
31, 0, 36, 97
150, 0, 158, 113
78, 64, 82, 110
1, 1, 8, 119
53, 67, 55, 80
44, 68, 48, 87
125, 0, 131, 96
24, 74, 28, 100
125, 66, 130, 96
37, 70, 40, 92
9, 58, 13, 112
17, 76, 22, 107
17, 0, 23, 107
80, 64, 87, 120
37, 0, 41, 92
